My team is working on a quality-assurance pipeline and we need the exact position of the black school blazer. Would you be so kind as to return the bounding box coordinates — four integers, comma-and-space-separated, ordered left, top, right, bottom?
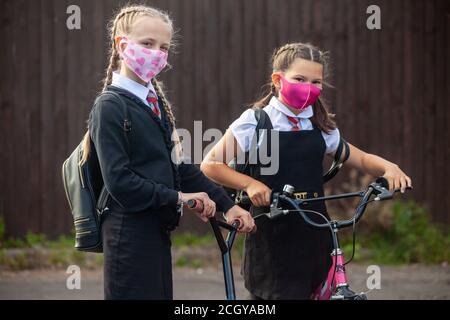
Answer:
88, 86, 234, 217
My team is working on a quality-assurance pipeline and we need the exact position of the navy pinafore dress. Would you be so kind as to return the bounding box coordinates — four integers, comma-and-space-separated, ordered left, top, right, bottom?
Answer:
243, 124, 333, 299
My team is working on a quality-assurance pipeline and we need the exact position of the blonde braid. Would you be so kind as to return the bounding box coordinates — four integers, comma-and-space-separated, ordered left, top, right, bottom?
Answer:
151, 78, 176, 127
102, 48, 120, 92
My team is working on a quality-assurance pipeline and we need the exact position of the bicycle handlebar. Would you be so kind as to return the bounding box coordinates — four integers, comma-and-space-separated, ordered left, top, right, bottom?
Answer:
237, 177, 412, 230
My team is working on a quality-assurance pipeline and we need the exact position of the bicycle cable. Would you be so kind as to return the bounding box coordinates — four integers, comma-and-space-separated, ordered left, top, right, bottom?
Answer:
344, 198, 376, 265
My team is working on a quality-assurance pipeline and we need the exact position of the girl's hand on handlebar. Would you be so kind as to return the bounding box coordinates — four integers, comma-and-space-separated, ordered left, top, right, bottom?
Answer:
179, 192, 216, 222
243, 179, 272, 207
382, 164, 413, 193
225, 205, 256, 234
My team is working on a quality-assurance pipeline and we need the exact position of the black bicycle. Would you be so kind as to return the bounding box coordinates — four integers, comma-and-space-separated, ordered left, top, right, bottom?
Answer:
192, 177, 412, 300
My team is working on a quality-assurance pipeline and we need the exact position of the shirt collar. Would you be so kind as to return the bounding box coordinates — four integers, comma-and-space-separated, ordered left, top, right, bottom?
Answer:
268, 96, 314, 119
111, 72, 157, 103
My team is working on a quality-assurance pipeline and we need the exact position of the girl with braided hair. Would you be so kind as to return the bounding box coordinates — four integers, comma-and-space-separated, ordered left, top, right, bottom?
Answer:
84, 5, 255, 299
201, 42, 412, 299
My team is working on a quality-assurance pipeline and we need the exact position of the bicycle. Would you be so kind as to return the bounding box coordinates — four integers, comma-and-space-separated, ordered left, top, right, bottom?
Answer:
190, 177, 412, 300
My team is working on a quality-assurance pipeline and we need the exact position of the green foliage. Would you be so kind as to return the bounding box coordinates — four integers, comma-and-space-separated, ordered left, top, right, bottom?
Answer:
341, 241, 363, 261
175, 255, 188, 267
2, 232, 48, 249
46, 234, 76, 249
342, 200, 449, 264
368, 201, 449, 264
2, 238, 27, 248
175, 255, 203, 268
1, 231, 74, 250
24, 232, 47, 247
0, 230, 100, 271
172, 232, 215, 247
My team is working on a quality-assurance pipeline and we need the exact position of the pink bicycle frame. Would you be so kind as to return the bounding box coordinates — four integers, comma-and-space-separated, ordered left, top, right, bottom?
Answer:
310, 248, 348, 300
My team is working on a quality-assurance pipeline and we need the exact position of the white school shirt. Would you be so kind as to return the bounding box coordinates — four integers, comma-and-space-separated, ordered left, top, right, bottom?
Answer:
110, 72, 157, 109
229, 96, 340, 155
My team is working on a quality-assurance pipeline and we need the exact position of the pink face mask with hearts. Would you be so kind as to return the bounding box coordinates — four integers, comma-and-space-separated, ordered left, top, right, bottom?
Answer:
279, 74, 322, 111
119, 37, 168, 83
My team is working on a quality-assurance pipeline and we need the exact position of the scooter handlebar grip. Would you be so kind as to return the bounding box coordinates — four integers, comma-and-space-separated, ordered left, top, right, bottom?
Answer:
231, 219, 241, 229
187, 199, 204, 211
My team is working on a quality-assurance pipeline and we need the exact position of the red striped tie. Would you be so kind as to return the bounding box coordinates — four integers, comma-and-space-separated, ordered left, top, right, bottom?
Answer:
287, 116, 301, 131
146, 94, 161, 118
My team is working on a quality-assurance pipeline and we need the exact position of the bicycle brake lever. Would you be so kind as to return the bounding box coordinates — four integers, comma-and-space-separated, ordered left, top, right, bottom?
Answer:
268, 193, 289, 219
372, 178, 412, 201
373, 188, 393, 201
371, 178, 393, 201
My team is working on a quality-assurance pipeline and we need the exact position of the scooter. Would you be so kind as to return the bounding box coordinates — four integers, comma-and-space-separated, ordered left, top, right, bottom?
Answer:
187, 199, 241, 300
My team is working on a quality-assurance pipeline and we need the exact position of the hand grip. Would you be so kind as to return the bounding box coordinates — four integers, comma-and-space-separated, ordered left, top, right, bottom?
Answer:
375, 177, 390, 189
231, 219, 241, 230
376, 177, 413, 193
187, 199, 204, 212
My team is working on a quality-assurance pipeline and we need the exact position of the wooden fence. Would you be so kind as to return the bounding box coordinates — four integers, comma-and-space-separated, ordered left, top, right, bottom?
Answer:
0, 0, 448, 237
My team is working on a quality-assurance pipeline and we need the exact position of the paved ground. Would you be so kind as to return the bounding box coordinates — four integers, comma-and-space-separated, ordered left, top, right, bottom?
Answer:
0, 264, 449, 300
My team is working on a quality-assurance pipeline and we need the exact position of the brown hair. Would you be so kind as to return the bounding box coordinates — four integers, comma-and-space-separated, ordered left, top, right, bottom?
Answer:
80, 5, 177, 165
252, 42, 336, 133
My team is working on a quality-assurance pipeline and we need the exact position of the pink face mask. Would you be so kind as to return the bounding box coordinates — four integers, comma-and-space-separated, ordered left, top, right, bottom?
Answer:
279, 75, 322, 111
119, 37, 168, 83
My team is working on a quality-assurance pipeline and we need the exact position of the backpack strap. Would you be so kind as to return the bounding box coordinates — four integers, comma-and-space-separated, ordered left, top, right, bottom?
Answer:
254, 108, 273, 134
98, 90, 132, 154
231, 108, 273, 206
94, 90, 132, 212
245, 108, 273, 178
323, 137, 350, 183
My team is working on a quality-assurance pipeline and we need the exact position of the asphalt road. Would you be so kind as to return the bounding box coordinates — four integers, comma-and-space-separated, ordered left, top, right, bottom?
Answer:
1, 264, 449, 300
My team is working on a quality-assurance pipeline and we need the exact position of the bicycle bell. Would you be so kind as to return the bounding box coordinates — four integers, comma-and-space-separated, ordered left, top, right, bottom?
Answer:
283, 184, 295, 196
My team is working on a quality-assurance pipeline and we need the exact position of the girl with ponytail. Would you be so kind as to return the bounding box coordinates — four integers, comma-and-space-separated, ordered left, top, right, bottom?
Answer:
201, 42, 411, 299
